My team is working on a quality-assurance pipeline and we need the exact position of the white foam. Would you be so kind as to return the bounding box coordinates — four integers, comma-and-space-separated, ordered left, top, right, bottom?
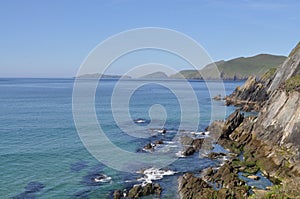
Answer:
137, 168, 176, 185
176, 151, 186, 158
93, 174, 112, 183
135, 119, 146, 123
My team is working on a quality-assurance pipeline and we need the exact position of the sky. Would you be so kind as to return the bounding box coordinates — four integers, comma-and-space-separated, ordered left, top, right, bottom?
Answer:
0, 0, 300, 77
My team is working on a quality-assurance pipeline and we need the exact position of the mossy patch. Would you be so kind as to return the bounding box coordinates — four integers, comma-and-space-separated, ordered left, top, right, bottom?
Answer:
284, 74, 300, 92
261, 68, 277, 82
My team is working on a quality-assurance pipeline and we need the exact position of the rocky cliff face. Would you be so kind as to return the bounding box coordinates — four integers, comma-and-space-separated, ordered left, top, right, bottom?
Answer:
220, 43, 300, 196
178, 43, 300, 199
225, 76, 269, 111
268, 42, 300, 91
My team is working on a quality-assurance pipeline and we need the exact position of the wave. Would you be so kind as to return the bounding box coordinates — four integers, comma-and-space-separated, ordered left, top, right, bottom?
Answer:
93, 174, 112, 183
137, 168, 177, 186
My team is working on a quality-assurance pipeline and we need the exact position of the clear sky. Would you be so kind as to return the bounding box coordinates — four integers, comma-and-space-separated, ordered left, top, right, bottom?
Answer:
1, 0, 300, 77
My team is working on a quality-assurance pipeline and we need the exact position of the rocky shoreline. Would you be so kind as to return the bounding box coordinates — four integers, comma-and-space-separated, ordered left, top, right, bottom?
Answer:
113, 42, 300, 199
178, 42, 300, 199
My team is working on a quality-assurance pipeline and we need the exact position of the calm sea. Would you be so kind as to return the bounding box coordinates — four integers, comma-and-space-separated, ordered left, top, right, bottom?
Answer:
0, 78, 243, 198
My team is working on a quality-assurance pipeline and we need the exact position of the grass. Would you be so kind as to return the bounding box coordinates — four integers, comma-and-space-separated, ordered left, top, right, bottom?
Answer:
284, 74, 300, 92
170, 54, 286, 79
261, 68, 277, 82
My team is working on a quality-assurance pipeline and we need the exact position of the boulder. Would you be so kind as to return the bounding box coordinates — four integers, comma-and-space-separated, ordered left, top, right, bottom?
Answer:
182, 146, 196, 156
113, 190, 122, 199
127, 183, 162, 198
207, 152, 227, 159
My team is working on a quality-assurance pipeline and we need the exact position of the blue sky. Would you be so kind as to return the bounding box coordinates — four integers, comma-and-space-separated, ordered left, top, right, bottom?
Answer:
0, 0, 300, 77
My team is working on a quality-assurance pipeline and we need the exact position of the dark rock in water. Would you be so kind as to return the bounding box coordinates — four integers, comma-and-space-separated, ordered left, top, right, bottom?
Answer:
144, 143, 154, 150
154, 140, 164, 145
127, 183, 162, 198
153, 183, 162, 196
12, 192, 34, 199
81, 164, 105, 186
12, 182, 45, 199
128, 185, 142, 198
70, 161, 88, 172
207, 152, 227, 159
113, 190, 122, 199
192, 138, 204, 151
180, 135, 204, 156
143, 140, 164, 151
182, 146, 196, 156
74, 188, 91, 199
24, 182, 45, 193
213, 94, 222, 101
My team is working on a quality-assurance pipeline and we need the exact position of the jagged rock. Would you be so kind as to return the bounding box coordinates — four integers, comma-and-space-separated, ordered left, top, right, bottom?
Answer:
178, 173, 212, 199
182, 146, 196, 156
144, 143, 153, 150
153, 183, 162, 196
178, 171, 248, 199
180, 136, 204, 156
128, 185, 142, 198
223, 110, 244, 137
127, 183, 162, 198
192, 138, 204, 151
225, 76, 269, 111
207, 152, 227, 159
113, 190, 122, 199
269, 42, 300, 91
154, 140, 164, 145
213, 94, 222, 101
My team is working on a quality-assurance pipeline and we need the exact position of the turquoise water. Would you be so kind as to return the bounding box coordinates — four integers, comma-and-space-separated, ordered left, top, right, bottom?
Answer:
0, 78, 243, 198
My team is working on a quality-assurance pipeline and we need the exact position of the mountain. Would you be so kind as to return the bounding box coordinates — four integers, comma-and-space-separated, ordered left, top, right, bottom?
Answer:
140, 71, 168, 79
170, 54, 286, 80
76, 73, 131, 79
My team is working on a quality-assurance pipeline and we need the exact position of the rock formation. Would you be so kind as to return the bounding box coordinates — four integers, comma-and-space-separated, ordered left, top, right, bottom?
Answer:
179, 42, 300, 198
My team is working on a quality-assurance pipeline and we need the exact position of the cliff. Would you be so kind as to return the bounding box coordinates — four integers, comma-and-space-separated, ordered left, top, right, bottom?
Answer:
222, 42, 300, 197
178, 43, 300, 198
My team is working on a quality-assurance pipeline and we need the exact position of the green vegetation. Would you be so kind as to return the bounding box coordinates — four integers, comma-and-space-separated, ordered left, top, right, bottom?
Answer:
284, 75, 300, 92
261, 68, 277, 82
170, 54, 286, 80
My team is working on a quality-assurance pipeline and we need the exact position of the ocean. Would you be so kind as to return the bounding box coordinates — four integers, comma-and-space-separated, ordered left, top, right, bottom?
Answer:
0, 78, 243, 198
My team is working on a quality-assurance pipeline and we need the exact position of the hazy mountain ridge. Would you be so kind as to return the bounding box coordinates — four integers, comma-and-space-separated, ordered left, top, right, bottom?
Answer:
77, 73, 131, 79
171, 54, 286, 80
139, 71, 168, 79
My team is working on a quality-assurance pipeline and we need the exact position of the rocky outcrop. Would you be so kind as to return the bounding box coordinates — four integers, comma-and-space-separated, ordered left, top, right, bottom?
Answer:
268, 42, 300, 92
225, 76, 269, 111
178, 163, 250, 199
180, 136, 204, 156
178, 43, 300, 199
126, 183, 162, 198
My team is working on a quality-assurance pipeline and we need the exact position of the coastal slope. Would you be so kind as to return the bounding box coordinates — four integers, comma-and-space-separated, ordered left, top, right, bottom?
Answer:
171, 54, 286, 80
179, 43, 300, 198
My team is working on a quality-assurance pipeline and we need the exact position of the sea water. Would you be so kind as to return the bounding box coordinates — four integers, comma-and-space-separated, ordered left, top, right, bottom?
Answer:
0, 78, 243, 198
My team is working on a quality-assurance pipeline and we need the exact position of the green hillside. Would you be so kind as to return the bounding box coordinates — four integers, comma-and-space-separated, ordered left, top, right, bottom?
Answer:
170, 54, 286, 80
